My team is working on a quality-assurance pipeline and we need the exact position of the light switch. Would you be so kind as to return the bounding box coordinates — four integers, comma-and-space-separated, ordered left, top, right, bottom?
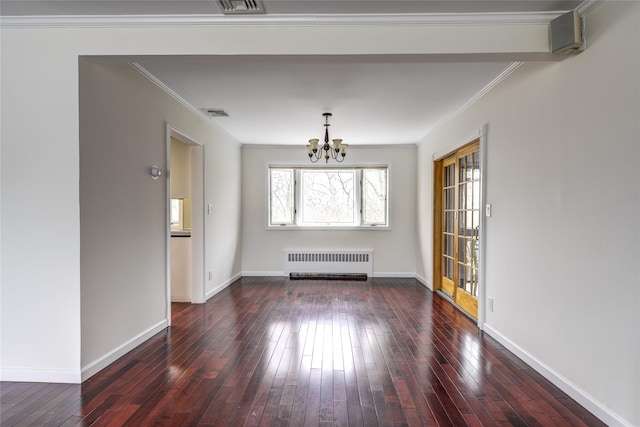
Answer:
485, 204, 492, 217
207, 204, 214, 214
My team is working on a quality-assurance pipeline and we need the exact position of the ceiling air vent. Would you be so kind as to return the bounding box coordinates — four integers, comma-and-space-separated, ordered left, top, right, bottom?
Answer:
206, 109, 230, 117
216, 0, 265, 14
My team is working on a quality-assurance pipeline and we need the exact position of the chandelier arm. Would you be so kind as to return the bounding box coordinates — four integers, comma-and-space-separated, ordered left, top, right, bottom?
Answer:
306, 112, 347, 164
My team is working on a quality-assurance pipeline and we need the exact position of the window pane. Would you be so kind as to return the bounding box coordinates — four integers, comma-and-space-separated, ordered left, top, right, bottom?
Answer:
445, 188, 455, 210
270, 168, 294, 225
444, 212, 454, 233
362, 169, 387, 225
444, 164, 454, 186
472, 152, 480, 180
301, 170, 355, 225
170, 198, 182, 228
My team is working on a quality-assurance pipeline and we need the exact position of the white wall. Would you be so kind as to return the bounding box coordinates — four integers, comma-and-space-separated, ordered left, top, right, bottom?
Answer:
0, 5, 562, 382
242, 145, 418, 276
417, 2, 639, 425
79, 60, 242, 376
170, 138, 192, 199
170, 237, 192, 302
1, 10, 636, 426
1, 31, 83, 382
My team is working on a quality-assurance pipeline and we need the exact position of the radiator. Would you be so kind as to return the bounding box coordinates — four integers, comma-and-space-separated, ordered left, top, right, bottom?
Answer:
284, 250, 373, 276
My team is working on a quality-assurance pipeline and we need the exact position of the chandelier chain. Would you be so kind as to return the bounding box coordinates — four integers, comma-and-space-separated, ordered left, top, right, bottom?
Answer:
306, 113, 348, 163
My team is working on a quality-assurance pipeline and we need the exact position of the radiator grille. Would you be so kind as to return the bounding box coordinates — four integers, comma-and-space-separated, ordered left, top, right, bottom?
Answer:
287, 252, 369, 263
284, 250, 373, 276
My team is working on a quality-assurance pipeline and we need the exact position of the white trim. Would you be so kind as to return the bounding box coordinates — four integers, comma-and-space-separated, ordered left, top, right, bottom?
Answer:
170, 126, 201, 147
242, 271, 286, 277
432, 124, 487, 161
205, 272, 242, 301
133, 64, 211, 123
429, 62, 521, 147
372, 272, 416, 278
165, 124, 173, 325
266, 225, 391, 231
191, 141, 206, 304
415, 273, 432, 290
238, 272, 428, 280
81, 319, 168, 381
577, 0, 604, 16
450, 62, 522, 119
483, 324, 633, 427
1, 11, 570, 29
0, 368, 82, 384
476, 124, 488, 329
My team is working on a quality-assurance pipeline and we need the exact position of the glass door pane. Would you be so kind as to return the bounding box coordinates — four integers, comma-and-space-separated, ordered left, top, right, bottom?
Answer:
441, 157, 457, 296
454, 147, 480, 318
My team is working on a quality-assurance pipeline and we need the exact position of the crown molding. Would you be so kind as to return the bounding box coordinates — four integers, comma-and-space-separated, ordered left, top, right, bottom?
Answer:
424, 61, 523, 138
1, 11, 569, 29
130, 63, 211, 122
242, 143, 417, 149
457, 61, 523, 112
576, 0, 604, 16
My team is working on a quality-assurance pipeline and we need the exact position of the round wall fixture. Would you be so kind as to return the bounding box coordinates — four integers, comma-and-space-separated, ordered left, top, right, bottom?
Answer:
150, 165, 162, 180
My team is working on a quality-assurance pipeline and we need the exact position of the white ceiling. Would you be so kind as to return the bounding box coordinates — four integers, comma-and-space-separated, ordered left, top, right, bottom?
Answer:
137, 55, 512, 145
0, 0, 581, 15
1, 1, 583, 16
2, 0, 584, 145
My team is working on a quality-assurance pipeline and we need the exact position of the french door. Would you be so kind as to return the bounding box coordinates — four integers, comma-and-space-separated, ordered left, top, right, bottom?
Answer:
435, 140, 480, 318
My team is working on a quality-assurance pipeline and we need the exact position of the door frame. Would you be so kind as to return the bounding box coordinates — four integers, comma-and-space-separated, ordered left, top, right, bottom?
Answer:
432, 124, 488, 329
166, 123, 206, 326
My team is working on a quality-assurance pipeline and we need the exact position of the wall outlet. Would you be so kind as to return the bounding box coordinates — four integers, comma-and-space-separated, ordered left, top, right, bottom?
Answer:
487, 297, 494, 312
207, 204, 214, 214
208, 271, 213, 281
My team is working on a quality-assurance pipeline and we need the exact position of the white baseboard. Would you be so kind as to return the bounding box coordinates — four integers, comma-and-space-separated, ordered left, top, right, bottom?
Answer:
239, 272, 428, 282
0, 367, 82, 383
483, 324, 632, 427
414, 274, 432, 290
81, 319, 168, 381
205, 272, 242, 301
241, 271, 285, 277
372, 272, 415, 278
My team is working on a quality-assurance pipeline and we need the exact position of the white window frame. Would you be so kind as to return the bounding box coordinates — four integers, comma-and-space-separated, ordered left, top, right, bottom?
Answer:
267, 165, 389, 229
361, 167, 388, 226
268, 168, 296, 226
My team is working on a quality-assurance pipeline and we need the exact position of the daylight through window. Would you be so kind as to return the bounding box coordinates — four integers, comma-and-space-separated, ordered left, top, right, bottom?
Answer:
268, 166, 388, 228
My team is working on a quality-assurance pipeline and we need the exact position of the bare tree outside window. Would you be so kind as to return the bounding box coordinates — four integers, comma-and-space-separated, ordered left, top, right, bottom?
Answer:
268, 166, 388, 227
270, 168, 294, 225
362, 169, 387, 224
301, 170, 355, 225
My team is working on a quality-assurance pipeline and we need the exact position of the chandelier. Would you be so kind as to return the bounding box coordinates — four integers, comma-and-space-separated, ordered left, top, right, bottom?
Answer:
306, 113, 348, 163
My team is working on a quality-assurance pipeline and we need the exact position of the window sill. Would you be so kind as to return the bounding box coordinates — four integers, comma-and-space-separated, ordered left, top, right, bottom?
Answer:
266, 225, 390, 231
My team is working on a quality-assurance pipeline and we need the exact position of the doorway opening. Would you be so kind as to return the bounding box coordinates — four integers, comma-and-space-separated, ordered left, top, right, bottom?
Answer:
433, 133, 486, 323
166, 125, 205, 325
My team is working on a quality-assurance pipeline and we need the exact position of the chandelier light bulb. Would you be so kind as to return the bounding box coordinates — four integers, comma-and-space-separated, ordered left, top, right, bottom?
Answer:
306, 113, 347, 163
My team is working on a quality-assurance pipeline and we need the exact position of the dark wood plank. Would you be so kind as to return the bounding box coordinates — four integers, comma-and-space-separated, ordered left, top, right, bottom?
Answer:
0, 277, 606, 427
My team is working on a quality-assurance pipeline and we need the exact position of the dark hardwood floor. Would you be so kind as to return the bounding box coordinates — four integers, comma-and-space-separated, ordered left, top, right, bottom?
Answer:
1, 277, 605, 426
